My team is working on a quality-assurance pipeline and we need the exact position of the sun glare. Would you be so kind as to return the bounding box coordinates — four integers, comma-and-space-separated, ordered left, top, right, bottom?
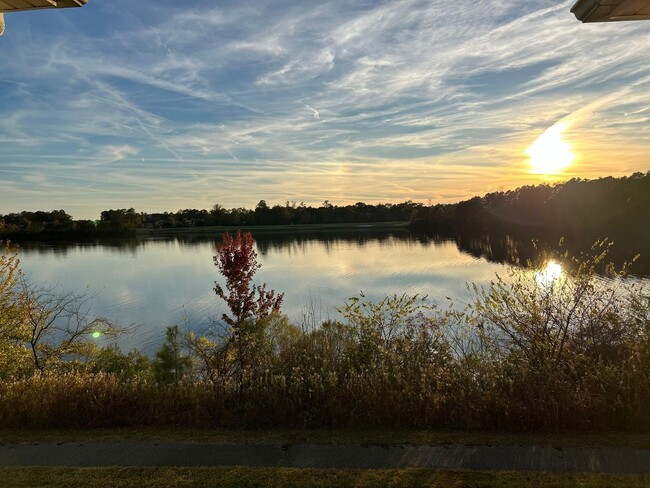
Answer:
535, 260, 564, 288
526, 123, 575, 175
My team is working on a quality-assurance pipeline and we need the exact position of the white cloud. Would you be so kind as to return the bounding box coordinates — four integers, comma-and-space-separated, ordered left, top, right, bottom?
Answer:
0, 0, 648, 218
102, 145, 140, 162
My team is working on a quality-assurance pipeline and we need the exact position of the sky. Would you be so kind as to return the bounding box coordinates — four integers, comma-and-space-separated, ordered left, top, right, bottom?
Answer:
0, 0, 649, 219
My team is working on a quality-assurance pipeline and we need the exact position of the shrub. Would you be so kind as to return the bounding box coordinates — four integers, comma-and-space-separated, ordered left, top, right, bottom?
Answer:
153, 325, 192, 385
1, 240, 648, 432
0, 241, 31, 379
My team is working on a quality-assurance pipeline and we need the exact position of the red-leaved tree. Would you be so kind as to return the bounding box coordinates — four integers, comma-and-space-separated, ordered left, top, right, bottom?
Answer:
214, 231, 283, 397
214, 231, 283, 326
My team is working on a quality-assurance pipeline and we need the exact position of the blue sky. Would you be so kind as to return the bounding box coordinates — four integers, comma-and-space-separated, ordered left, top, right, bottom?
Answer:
0, 0, 648, 219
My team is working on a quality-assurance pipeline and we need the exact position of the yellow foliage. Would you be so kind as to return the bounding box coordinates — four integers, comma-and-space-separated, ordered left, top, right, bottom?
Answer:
0, 242, 31, 378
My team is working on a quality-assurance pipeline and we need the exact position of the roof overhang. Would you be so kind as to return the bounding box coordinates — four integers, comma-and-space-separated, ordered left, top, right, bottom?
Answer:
0, 0, 87, 13
571, 0, 650, 22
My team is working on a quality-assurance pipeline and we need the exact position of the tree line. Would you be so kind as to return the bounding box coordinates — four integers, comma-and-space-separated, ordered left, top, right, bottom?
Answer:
143, 200, 420, 228
2, 171, 649, 240
0, 208, 142, 240
411, 171, 650, 239
0, 202, 421, 240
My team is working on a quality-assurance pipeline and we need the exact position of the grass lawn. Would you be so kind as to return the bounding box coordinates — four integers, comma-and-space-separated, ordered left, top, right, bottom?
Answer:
0, 428, 648, 450
1, 467, 648, 488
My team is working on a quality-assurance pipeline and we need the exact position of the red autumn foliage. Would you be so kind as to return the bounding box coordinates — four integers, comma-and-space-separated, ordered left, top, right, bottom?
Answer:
213, 231, 284, 328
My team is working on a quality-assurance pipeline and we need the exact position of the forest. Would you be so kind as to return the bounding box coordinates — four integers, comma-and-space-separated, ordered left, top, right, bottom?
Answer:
411, 171, 650, 238
1, 171, 649, 240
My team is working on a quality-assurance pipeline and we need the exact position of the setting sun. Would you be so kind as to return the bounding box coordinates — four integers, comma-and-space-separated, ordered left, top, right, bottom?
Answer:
526, 123, 575, 175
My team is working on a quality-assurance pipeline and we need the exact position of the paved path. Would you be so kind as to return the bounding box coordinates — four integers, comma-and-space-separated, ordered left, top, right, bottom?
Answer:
0, 442, 649, 473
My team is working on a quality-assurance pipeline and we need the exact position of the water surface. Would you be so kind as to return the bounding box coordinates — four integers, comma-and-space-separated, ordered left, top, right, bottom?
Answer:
17, 230, 647, 354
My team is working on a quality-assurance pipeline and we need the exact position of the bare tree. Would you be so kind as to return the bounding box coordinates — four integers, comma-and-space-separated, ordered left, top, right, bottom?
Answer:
18, 277, 120, 373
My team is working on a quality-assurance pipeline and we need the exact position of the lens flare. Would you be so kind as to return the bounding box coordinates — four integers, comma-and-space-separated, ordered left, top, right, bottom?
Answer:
526, 123, 575, 175
92, 331, 102, 339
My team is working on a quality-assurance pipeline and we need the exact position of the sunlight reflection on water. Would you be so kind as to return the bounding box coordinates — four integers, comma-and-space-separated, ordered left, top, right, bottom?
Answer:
535, 260, 564, 288
16, 233, 647, 355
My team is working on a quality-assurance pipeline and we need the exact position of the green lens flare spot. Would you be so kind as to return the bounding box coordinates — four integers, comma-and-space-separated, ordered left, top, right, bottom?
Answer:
92, 331, 102, 339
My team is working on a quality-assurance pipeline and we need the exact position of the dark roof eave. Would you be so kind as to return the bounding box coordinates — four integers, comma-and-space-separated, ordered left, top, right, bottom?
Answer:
571, 0, 650, 22
0, 0, 88, 13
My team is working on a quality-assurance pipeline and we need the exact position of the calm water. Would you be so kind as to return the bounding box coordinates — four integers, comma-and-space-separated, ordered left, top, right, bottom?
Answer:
16, 230, 648, 354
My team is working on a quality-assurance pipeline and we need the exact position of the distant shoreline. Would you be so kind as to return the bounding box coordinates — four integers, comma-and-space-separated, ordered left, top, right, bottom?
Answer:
136, 221, 411, 236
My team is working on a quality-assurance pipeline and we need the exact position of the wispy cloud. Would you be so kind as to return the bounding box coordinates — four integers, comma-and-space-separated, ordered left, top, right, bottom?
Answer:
0, 0, 648, 218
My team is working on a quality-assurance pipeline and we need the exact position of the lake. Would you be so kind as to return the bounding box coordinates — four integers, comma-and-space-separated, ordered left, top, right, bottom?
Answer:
16, 229, 649, 354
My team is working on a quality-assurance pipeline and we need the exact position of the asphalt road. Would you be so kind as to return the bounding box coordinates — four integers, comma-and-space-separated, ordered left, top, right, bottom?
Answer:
0, 442, 649, 473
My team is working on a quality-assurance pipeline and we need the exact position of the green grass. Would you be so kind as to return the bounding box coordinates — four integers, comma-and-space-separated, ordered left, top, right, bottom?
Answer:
1, 467, 647, 488
1, 428, 648, 450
